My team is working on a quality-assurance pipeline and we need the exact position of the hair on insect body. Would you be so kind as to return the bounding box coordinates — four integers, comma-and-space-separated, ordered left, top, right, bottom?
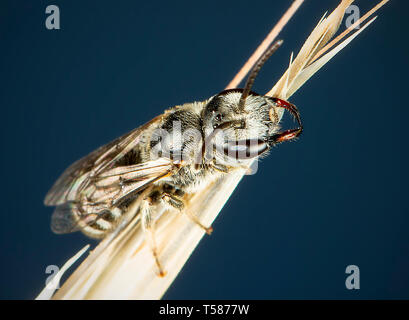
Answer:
44, 39, 303, 276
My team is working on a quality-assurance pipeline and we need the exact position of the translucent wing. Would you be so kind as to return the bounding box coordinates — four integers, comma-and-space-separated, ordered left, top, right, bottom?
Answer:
44, 115, 162, 206
44, 115, 175, 237
50, 158, 173, 237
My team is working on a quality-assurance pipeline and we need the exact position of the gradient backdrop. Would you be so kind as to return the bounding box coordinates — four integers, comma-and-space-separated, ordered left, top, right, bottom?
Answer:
0, 0, 408, 299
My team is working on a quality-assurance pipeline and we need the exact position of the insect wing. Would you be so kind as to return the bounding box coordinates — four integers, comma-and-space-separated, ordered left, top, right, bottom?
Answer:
44, 114, 177, 236
44, 115, 162, 206
50, 158, 173, 236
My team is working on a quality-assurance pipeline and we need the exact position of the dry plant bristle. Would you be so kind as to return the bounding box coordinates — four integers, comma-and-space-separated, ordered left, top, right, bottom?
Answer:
226, 0, 305, 89
312, 0, 389, 63
268, 0, 389, 100
36, 245, 90, 300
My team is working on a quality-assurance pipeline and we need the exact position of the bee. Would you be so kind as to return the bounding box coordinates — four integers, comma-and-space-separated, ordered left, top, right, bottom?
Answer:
44, 40, 302, 276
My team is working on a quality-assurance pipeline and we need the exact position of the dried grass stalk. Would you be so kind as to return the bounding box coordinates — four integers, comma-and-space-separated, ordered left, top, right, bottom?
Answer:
226, 0, 305, 89
41, 0, 388, 300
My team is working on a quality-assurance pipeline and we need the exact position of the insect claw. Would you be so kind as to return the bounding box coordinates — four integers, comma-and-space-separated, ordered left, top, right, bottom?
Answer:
158, 269, 167, 278
152, 248, 167, 277
205, 226, 213, 235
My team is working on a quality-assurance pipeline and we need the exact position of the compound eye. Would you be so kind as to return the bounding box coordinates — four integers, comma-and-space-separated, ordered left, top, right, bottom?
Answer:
223, 139, 268, 159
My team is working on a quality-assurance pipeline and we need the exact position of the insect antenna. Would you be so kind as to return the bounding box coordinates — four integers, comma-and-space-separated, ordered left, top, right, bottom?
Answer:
237, 39, 283, 112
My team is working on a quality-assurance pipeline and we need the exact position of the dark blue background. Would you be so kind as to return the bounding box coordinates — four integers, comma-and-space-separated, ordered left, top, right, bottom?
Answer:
0, 0, 407, 299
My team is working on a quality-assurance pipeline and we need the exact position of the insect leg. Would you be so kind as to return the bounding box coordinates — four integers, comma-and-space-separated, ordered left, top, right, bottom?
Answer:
162, 186, 213, 235
140, 198, 166, 277
183, 209, 213, 235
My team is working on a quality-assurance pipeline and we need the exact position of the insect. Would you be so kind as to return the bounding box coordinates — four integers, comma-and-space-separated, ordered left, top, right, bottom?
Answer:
44, 40, 303, 276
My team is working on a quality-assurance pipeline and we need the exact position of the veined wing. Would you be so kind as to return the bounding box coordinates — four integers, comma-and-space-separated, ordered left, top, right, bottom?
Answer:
50, 158, 174, 236
44, 115, 163, 206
